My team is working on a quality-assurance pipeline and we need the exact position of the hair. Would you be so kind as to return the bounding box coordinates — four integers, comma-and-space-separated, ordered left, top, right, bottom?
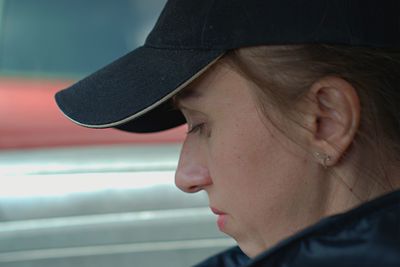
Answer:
222, 44, 400, 191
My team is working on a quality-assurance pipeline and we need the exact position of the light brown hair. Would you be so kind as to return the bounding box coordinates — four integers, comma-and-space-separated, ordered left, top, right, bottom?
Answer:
222, 45, 400, 190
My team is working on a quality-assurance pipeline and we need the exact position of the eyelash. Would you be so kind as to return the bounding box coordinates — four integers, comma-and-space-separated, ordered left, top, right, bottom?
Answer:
187, 123, 205, 134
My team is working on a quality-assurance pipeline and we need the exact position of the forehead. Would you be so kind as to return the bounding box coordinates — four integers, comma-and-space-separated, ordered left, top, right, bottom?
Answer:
175, 86, 203, 101
173, 62, 234, 107
172, 87, 203, 109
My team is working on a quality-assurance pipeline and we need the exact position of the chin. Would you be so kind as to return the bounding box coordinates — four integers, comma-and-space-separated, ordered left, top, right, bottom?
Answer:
234, 235, 266, 259
237, 242, 262, 259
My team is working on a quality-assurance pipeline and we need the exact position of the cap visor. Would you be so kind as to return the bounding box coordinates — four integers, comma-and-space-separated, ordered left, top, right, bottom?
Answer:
55, 46, 224, 132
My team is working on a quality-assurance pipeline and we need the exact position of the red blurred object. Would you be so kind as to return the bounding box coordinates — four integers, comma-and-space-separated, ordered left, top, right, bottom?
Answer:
0, 77, 186, 150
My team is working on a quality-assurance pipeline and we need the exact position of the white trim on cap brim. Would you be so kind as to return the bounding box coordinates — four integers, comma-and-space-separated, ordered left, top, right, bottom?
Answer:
59, 53, 225, 129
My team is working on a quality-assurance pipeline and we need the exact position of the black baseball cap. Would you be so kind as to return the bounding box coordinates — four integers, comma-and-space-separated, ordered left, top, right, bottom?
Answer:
55, 0, 400, 133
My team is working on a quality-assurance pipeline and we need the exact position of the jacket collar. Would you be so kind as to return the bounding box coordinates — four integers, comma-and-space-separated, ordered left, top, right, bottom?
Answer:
196, 189, 400, 267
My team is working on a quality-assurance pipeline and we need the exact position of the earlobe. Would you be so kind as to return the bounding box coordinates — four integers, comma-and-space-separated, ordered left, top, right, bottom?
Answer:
307, 76, 360, 166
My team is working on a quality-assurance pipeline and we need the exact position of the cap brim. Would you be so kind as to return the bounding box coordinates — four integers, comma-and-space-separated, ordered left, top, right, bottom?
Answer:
55, 46, 225, 133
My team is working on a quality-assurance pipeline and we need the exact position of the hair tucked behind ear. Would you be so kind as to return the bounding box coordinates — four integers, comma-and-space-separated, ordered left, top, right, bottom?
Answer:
222, 44, 400, 189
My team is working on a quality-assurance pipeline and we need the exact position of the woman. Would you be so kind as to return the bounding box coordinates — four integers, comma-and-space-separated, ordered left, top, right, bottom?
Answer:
56, 0, 400, 266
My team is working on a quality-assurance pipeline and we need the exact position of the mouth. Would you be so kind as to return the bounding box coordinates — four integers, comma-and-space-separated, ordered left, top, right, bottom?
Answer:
210, 207, 226, 215
210, 207, 227, 230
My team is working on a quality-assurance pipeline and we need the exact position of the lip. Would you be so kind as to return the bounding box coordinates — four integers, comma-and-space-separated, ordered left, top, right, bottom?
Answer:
210, 207, 226, 215
210, 207, 227, 231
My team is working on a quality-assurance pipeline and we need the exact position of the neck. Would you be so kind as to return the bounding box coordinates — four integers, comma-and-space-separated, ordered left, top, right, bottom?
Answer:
322, 151, 399, 217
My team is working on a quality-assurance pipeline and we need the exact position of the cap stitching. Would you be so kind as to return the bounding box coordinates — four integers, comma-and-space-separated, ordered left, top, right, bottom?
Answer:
144, 43, 225, 51
57, 53, 225, 129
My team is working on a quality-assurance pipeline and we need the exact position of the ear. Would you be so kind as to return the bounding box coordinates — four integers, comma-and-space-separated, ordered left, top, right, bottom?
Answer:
305, 76, 360, 166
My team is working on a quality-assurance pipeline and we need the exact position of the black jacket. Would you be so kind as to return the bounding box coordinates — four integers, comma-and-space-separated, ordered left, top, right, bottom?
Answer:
195, 189, 400, 267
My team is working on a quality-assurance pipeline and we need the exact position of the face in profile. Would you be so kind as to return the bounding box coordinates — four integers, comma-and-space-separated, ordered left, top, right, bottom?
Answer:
173, 62, 327, 257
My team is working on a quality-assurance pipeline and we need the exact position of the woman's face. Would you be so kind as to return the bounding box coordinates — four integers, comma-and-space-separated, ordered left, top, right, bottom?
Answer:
174, 63, 326, 257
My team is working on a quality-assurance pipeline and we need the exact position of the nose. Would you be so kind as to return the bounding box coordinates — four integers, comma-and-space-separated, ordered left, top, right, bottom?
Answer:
175, 138, 212, 193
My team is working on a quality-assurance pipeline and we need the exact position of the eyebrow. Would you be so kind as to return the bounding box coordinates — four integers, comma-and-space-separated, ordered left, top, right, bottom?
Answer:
172, 88, 203, 109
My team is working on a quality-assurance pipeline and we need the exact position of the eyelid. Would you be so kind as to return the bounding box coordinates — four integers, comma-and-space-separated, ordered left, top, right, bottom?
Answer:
187, 123, 205, 134
180, 109, 209, 136
178, 101, 208, 117
181, 108, 206, 122
179, 105, 199, 114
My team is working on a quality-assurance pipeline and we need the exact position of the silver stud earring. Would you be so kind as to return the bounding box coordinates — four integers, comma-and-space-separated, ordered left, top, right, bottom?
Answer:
314, 152, 331, 168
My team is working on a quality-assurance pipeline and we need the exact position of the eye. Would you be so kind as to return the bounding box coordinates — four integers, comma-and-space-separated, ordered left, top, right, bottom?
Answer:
187, 123, 205, 135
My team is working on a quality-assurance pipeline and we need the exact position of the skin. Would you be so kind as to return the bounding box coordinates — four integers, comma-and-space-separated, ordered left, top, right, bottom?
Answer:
173, 61, 398, 257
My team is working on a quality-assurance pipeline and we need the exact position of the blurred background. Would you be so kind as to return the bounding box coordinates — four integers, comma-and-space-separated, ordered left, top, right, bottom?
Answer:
0, 0, 234, 266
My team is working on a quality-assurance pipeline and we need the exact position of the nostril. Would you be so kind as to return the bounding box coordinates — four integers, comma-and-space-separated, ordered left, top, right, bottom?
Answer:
188, 185, 202, 193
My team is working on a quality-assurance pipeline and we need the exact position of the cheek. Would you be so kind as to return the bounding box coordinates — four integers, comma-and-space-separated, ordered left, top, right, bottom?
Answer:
208, 114, 307, 216
207, 115, 277, 195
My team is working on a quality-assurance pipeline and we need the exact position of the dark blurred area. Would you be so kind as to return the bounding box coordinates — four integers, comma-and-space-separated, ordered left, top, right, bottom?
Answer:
0, 1, 231, 266
1, 0, 160, 78
0, 0, 186, 150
